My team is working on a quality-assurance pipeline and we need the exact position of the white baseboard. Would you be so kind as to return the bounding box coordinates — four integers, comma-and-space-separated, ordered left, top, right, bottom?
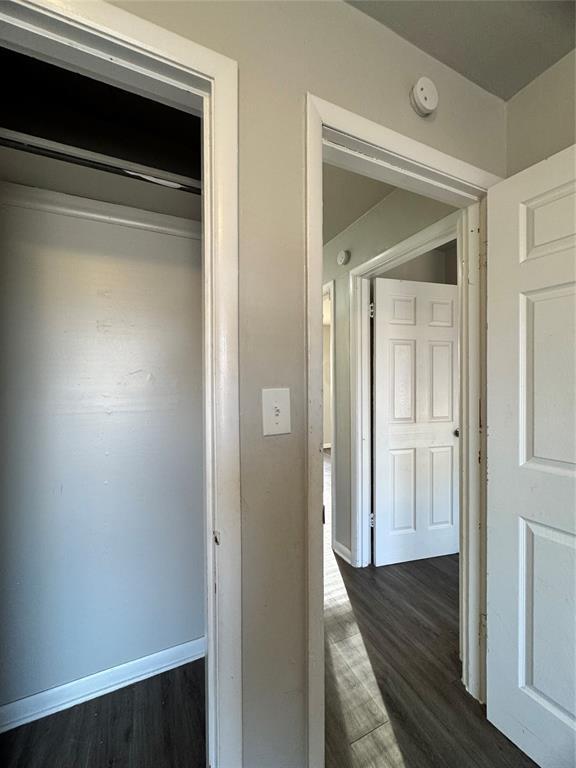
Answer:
332, 539, 353, 565
0, 636, 206, 734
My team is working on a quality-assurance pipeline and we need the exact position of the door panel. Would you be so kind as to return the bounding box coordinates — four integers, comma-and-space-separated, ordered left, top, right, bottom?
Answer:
390, 448, 416, 532
390, 341, 415, 421
373, 278, 459, 566
430, 446, 454, 527
429, 341, 453, 420
487, 145, 576, 768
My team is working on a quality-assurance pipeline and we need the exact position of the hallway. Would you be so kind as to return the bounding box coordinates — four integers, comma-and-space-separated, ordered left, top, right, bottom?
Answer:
323, 453, 537, 768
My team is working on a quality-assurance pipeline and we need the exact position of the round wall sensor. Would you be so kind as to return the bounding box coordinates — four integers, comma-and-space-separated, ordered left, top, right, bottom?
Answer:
410, 76, 439, 117
337, 249, 351, 266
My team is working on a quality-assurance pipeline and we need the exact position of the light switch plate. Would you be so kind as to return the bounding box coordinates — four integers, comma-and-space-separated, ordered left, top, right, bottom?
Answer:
262, 387, 291, 436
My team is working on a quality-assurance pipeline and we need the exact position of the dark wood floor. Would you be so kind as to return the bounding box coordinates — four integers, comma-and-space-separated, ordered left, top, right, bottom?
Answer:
0, 660, 205, 768
324, 453, 537, 768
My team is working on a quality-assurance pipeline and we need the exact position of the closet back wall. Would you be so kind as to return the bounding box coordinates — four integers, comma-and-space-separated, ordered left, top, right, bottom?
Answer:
0, 175, 204, 708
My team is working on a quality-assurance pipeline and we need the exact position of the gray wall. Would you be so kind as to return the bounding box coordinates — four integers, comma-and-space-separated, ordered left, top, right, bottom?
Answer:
507, 50, 576, 176
323, 189, 456, 552
113, 3, 506, 764
384, 245, 457, 283
0, 184, 204, 705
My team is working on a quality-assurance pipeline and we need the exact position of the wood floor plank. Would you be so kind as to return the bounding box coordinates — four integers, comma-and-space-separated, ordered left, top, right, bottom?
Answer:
0, 660, 205, 768
324, 453, 537, 768
349, 722, 426, 768
326, 634, 389, 745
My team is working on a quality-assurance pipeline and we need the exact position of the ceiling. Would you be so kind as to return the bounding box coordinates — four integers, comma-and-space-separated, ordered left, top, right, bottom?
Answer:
323, 164, 394, 243
348, 1, 575, 100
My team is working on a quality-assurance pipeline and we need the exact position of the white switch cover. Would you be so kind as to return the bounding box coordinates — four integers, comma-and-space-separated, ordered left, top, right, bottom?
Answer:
262, 388, 291, 436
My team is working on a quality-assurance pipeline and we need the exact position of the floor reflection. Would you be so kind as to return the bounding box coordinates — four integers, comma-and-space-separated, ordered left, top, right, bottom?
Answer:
324, 451, 406, 767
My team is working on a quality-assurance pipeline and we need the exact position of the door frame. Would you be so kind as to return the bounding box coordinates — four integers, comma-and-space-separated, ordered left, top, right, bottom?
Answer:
322, 281, 338, 553
0, 3, 241, 766
306, 94, 501, 767
349, 210, 460, 567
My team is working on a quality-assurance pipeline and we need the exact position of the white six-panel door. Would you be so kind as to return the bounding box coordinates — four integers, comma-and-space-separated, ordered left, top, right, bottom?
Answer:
373, 278, 459, 567
487, 145, 576, 767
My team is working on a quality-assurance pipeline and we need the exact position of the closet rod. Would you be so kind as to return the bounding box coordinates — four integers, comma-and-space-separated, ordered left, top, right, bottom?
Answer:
0, 128, 202, 195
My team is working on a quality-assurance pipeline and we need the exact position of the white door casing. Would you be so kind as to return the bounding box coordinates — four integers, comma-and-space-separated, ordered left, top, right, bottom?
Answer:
487, 145, 576, 768
0, 3, 241, 765
307, 96, 502, 767
373, 278, 460, 567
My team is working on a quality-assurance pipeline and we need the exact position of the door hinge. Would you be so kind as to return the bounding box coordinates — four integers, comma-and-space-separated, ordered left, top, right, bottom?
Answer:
369, 511, 375, 528
369, 302, 375, 319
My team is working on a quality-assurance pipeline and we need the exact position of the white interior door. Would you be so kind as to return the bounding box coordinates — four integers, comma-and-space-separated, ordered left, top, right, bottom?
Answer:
373, 278, 459, 567
487, 145, 576, 767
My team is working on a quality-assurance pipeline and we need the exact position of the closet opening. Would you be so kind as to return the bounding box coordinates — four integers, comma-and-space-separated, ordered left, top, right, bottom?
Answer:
0, 44, 208, 768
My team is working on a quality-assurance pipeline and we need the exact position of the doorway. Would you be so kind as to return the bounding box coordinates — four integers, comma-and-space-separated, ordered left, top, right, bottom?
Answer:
371, 238, 460, 567
322, 168, 463, 570
313, 93, 576, 768
319, 137, 538, 768
0, 5, 241, 767
308, 95, 498, 767
0, 44, 206, 768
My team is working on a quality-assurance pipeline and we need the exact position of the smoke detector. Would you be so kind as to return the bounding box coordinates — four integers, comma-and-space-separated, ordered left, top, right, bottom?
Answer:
337, 249, 351, 266
410, 77, 438, 117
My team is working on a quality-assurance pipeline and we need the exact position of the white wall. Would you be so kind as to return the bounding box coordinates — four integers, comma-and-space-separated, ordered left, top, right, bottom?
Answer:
112, 3, 506, 764
323, 188, 456, 551
506, 50, 576, 176
0, 183, 204, 709
323, 164, 393, 243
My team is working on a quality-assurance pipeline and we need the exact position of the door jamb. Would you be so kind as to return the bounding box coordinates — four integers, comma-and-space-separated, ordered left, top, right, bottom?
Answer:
322, 281, 338, 555
306, 94, 501, 768
0, 3, 241, 766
